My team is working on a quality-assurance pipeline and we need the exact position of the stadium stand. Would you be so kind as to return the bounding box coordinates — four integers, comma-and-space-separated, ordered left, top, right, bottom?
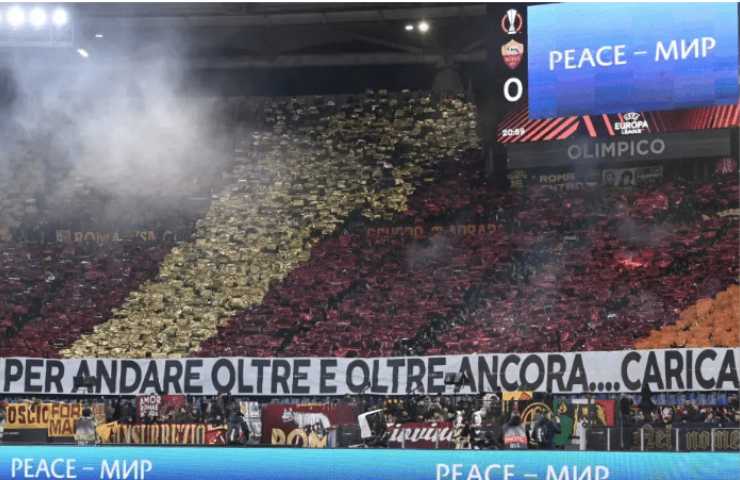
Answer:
59, 91, 481, 358
193, 152, 499, 357
433, 176, 739, 353
1, 91, 737, 360
0, 242, 171, 358
1, 4, 739, 470
197, 165, 738, 358
635, 284, 740, 349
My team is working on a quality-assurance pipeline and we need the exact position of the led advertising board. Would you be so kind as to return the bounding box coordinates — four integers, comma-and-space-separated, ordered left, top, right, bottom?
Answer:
0, 446, 738, 480
527, 3, 739, 118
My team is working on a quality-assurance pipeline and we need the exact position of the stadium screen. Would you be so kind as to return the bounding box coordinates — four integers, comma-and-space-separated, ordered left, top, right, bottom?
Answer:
498, 3, 740, 144
1, 447, 739, 480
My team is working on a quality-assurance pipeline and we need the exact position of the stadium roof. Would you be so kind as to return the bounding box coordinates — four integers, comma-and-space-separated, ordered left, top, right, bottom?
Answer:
69, 2, 488, 68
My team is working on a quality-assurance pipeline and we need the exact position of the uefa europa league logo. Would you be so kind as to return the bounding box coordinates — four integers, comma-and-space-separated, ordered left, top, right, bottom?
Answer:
501, 8, 523, 35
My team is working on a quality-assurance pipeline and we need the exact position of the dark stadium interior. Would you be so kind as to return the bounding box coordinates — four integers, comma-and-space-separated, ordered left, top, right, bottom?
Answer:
0, 2, 738, 465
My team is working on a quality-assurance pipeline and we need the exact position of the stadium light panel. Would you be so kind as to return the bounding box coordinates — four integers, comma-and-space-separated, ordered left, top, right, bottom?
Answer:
7, 6, 25, 29
95, 33, 104, 38
417, 20, 430, 33
77, 48, 89, 58
404, 24, 414, 31
29, 7, 47, 28
52, 8, 68, 27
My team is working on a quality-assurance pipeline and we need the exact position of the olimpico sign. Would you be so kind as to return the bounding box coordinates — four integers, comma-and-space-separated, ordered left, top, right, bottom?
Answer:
506, 129, 732, 169
567, 138, 666, 160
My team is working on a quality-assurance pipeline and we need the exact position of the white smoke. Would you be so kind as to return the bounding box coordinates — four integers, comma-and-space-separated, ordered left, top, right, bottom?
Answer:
0, 42, 233, 230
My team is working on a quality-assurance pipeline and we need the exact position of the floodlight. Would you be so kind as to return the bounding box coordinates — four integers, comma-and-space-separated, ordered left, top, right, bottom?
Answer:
52, 8, 68, 27
77, 48, 89, 58
418, 21, 430, 33
7, 6, 25, 28
29, 7, 47, 28
95, 33, 104, 38
404, 24, 414, 32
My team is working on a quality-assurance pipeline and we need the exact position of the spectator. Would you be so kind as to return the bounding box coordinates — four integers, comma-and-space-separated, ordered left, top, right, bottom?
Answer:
174, 406, 194, 424
533, 411, 561, 449
208, 395, 226, 425
502, 414, 528, 449
226, 408, 250, 446
703, 408, 720, 428
119, 400, 136, 424
191, 406, 203, 423
576, 416, 590, 451
74, 407, 97, 446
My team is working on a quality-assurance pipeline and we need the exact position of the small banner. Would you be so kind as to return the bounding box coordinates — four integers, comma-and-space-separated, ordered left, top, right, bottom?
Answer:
136, 394, 187, 420
96, 422, 226, 445
386, 421, 455, 449
553, 398, 616, 447
261, 404, 356, 448
3, 402, 106, 443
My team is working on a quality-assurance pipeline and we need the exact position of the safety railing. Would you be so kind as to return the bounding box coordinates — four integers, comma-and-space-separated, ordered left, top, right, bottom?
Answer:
378, 425, 740, 451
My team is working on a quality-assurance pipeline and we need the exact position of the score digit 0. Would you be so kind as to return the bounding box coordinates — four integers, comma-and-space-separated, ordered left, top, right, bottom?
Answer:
504, 77, 523, 102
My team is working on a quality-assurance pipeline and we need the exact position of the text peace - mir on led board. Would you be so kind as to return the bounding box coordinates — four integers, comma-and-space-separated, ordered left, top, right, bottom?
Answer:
527, 3, 739, 118
1, 448, 739, 480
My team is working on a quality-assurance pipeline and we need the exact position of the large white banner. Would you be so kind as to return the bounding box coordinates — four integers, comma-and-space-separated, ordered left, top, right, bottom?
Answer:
0, 348, 737, 396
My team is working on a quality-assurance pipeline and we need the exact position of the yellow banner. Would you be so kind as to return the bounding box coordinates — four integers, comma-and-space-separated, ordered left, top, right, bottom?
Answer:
96, 422, 226, 445
5, 402, 104, 437
502, 391, 534, 402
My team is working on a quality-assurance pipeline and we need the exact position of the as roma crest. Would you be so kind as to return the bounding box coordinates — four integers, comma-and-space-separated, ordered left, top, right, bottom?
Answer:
501, 40, 524, 70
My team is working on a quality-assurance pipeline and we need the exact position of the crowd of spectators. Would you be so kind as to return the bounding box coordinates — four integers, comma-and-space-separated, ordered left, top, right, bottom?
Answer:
197, 157, 738, 357
1, 391, 738, 451
0, 89, 737, 360
631, 405, 740, 429
636, 284, 739, 349
60, 90, 480, 358
0, 241, 171, 357
433, 174, 738, 353
626, 397, 740, 430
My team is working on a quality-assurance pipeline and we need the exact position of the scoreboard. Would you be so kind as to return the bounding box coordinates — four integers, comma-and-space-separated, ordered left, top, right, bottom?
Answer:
494, 3, 740, 145
528, 3, 738, 118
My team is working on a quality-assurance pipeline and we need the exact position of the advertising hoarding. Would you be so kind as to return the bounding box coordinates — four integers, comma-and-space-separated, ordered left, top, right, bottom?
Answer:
0, 447, 737, 480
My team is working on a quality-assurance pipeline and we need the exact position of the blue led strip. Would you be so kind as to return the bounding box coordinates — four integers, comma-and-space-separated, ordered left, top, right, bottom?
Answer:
1, 447, 738, 480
